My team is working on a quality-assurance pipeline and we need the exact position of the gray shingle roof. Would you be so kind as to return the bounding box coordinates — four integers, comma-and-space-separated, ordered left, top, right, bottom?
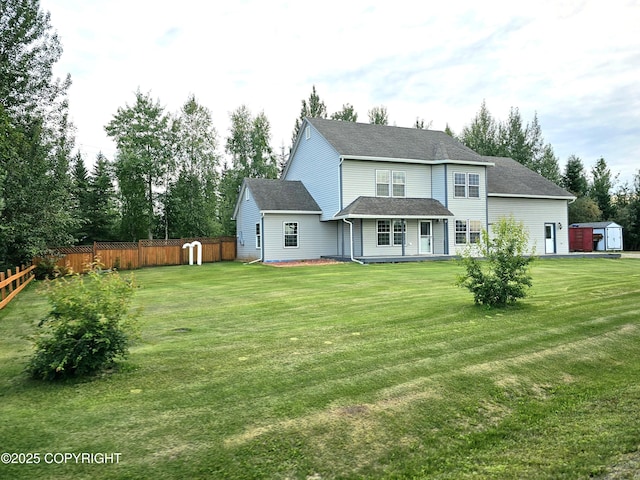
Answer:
244, 178, 321, 212
306, 117, 490, 163
336, 196, 454, 219
570, 221, 621, 229
486, 156, 574, 198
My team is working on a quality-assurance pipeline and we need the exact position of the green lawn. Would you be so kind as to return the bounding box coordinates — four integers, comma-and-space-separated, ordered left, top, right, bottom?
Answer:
1, 259, 639, 479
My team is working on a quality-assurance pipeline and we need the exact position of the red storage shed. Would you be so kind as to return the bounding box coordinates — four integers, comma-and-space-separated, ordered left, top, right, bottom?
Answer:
569, 226, 593, 252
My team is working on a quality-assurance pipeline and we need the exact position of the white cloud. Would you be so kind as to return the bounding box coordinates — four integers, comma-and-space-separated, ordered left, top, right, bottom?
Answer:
42, 0, 640, 182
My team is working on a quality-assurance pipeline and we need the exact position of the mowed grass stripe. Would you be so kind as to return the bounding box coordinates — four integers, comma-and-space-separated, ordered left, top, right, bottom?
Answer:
0, 259, 638, 479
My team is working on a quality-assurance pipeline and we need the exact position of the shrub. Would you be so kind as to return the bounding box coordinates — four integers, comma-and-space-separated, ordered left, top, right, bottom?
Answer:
457, 217, 535, 307
28, 260, 139, 380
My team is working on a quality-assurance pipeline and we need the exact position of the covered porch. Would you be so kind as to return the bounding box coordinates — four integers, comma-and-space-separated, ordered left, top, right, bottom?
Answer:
334, 196, 455, 259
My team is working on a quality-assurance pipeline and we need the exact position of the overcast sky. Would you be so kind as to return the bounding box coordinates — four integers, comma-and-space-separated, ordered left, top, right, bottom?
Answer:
42, 0, 639, 184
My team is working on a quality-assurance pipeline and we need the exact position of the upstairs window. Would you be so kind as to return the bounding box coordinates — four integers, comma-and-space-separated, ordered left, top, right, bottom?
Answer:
376, 170, 406, 197
392, 171, 406, 197
376, 170, 390, 196
454, 172, 481, 198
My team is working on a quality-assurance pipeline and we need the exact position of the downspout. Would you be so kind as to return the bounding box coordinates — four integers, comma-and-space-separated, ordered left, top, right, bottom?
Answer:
246, 213, 264, 265
343, 218, 364, 265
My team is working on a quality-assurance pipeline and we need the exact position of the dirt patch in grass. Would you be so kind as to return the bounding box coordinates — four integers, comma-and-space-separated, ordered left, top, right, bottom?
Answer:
268, 259, 342, 267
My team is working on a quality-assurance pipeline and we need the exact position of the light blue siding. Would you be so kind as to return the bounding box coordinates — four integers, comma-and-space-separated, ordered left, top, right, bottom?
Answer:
446, 166, 488, 255
235, 187, 262, 260
285, 124, 342, 220
431, 165, 446, 204
262, 214, 337, 261
342, 160, 431, 205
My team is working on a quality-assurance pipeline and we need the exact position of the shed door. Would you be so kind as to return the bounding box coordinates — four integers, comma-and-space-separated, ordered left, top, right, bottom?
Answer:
545, 223, 556, 254
607, 227, 622, 250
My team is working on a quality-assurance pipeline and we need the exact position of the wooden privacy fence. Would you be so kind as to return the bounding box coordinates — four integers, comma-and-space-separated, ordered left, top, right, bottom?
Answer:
1, 265, 36, 310
41, 237, 237, 273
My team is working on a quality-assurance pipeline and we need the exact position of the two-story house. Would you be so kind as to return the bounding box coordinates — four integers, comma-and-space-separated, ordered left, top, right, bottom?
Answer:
233, 117, 574, 263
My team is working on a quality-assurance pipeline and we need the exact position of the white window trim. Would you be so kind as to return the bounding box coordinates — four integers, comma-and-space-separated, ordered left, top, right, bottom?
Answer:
377, 219, 391, 246
376, 169, 406, 198
455, 219, 482, 245
453, 172, 481, 199
283, 221, 299, 248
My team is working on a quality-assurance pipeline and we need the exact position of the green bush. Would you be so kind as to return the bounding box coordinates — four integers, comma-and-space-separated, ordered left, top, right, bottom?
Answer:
28, 261, 139, 380
457, 217, 535, 307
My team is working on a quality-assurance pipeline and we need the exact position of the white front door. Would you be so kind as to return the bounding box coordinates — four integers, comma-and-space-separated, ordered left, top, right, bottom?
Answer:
545, 223, 556, 254
419, 221, 432, 254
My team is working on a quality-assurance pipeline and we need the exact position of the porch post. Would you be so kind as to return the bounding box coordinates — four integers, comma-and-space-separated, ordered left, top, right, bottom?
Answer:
444, 219, 449, 255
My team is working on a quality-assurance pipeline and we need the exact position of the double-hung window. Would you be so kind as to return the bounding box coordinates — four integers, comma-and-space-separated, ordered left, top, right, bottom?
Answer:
284, 222, 298, 248
456, 219, 482, 245
454, 173, 480, 198
377, 219, 406, 246
376, 170, 406, 197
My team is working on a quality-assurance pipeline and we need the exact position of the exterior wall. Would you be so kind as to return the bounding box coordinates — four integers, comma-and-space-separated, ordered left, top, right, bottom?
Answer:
262, 214, 337, 262
285, 124, 342, 220
358, 219, 447, 257
431, 164, 447, 205
235, 189, 262, 260
341, 160, 431, 205
488, 197, 570, 254
446, 165, 488, 255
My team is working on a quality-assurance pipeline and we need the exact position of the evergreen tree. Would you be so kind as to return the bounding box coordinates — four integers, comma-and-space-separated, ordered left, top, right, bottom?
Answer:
291, 85, 327, 145
71, 152, 90, 243
589, 157, 617, 220
460, 100, 499, 156
368, 105, 388, 125
562, 155, 589, 197
86, 153, 119, 242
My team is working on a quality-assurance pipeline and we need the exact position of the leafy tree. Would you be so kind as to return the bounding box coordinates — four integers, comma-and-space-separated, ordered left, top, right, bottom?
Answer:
623, 171, 640, 250
219, 105, 278, 235
164, 95, 221, 238
292, 85, 327, 145
568, 196, 601, 224
331, 103, 358, 122
589, 157, 617, 220
414, 117, 433, 129
28, 260, 139, 380
0, 0, 77, 266
368, 105, 388, 125
86, 153, 120, 242
459, 100, 499, 156
105, 89, 175, 240
562, 155, 589, 197
457, 216, 535, 307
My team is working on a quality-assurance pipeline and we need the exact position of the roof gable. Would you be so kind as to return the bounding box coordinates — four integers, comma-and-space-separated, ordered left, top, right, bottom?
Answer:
486, 156, 574, 199
305, 117, 491, 164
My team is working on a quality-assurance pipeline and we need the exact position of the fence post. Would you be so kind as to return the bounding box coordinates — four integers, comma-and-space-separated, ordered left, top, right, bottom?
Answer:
0, 271, 5, 302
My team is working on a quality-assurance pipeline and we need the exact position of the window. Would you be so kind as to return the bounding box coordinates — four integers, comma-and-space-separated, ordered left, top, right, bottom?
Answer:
377, 169, 406, 197
255, 223, 261, 249
284, 222, 298, 248
456, 220, 468, 244
305, 126, 311, 139
469, 220, 482, 243
393, 220, 406, 246
377, 220, 391, 246
456, 219, 482, 244
376, 170, 390, 196
468, 173, 480, 198
454, 172, 481, 198
245, 188, 250, 201
454, 173, 467, 197
392, 171, 406, 197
